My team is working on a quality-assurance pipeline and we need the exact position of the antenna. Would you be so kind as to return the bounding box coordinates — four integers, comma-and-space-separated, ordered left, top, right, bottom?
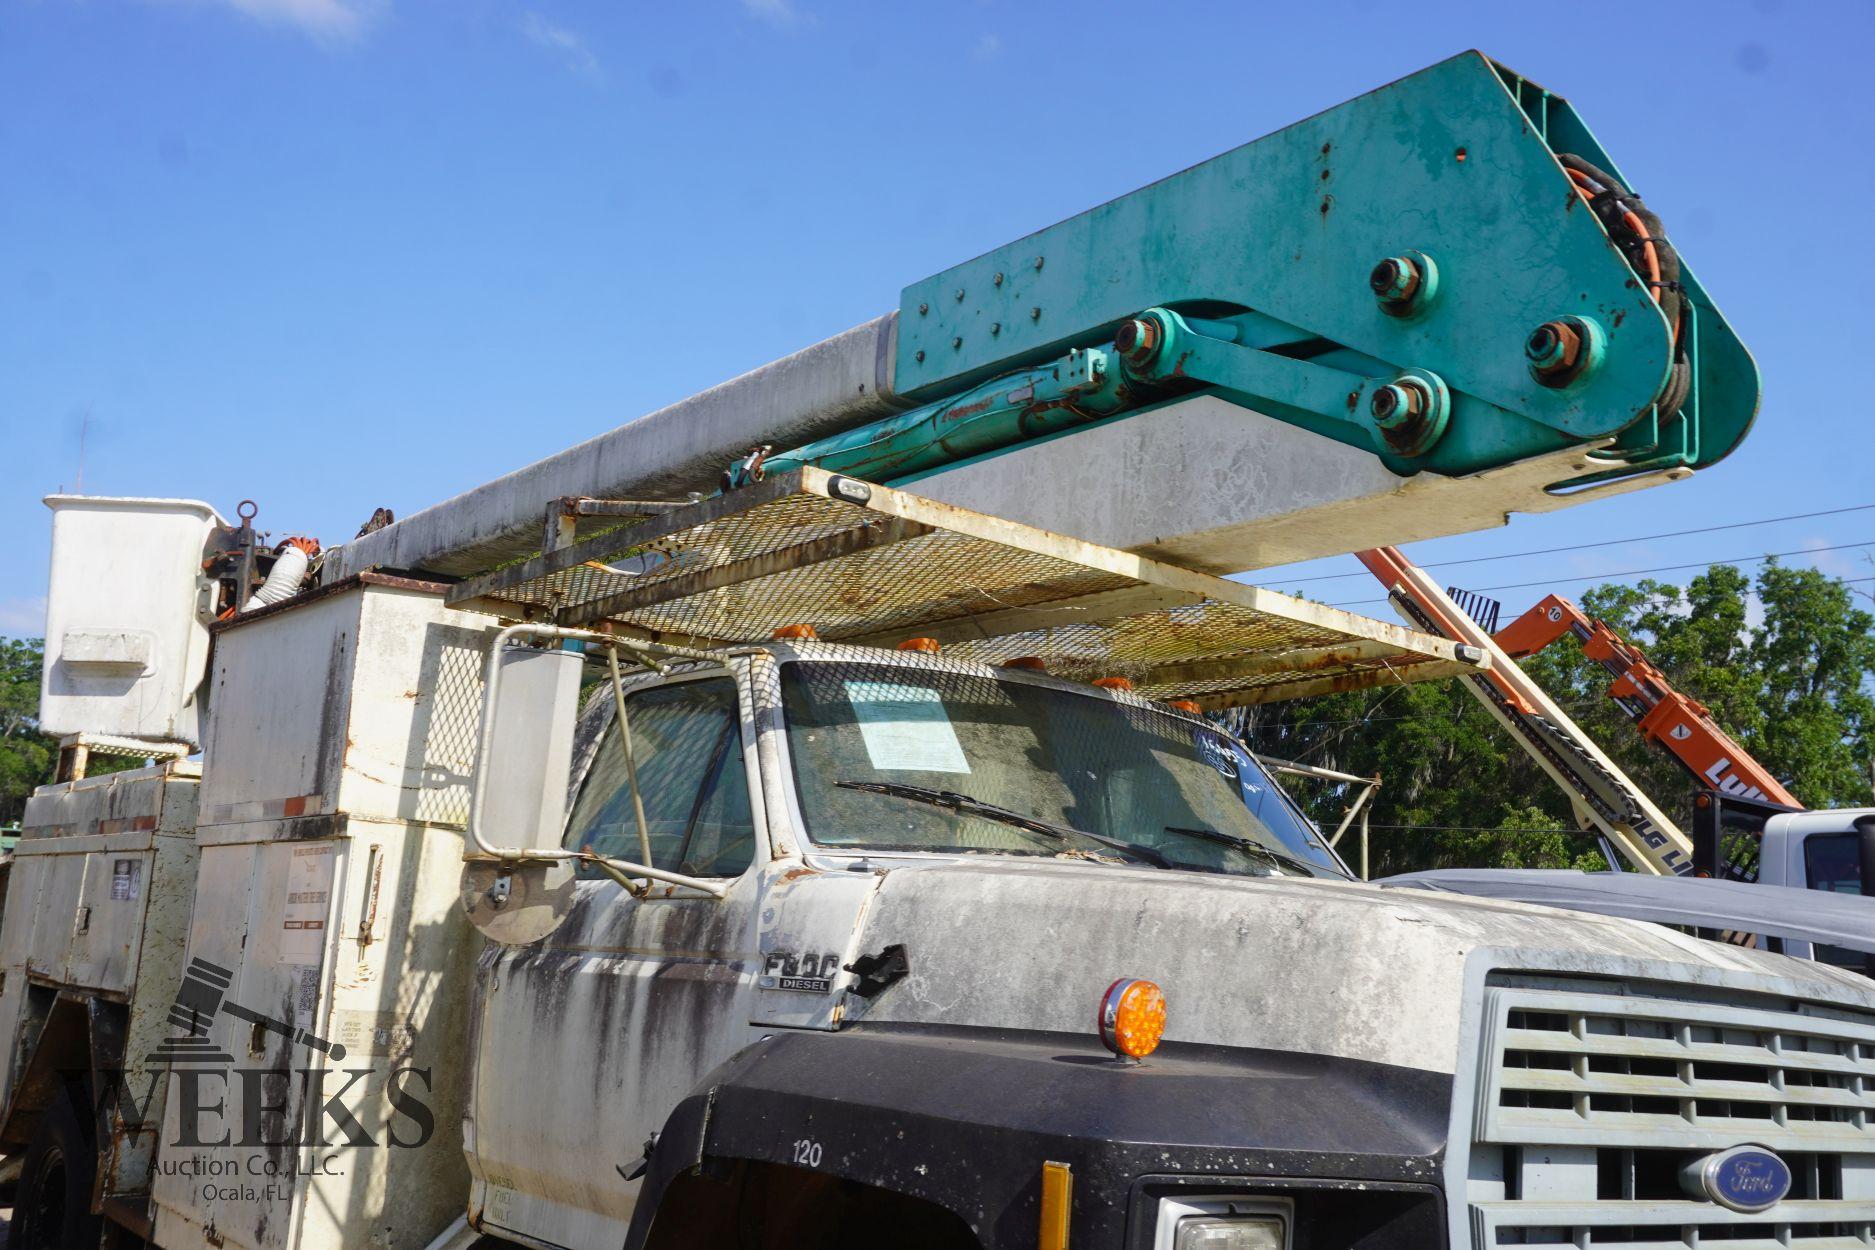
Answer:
75, 403, 92, 495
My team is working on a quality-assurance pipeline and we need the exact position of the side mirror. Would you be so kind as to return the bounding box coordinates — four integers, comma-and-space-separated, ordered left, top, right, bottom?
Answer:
477, 643, 584, 849
461, 640, 585, 944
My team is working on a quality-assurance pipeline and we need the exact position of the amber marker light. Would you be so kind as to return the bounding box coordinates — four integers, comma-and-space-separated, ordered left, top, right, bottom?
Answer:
1038, 1160, 1072, 1250
1097, 978, 1167, 1064
1092, 676, 1134, 692
896, 637, 941, 653
772, 623, 819, 640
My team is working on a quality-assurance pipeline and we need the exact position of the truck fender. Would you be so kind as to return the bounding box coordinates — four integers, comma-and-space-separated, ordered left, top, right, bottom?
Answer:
623, 1029, 1006, 1250
624, 1024, 1451, 1250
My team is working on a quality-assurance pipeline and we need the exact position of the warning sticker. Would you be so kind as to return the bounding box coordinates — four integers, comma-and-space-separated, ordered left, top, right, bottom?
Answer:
844, 681, 970, 774
110, 859, 141, 901
279, 844, 334, 966
332, 1010, 419, 1059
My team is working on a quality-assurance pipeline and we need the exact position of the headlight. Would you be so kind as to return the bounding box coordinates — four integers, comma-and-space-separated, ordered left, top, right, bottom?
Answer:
1171, 1215, 1284, 1249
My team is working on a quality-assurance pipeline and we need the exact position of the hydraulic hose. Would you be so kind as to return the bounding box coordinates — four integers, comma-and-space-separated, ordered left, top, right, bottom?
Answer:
1558, 153, 1690, 420
242, 537, 321, 612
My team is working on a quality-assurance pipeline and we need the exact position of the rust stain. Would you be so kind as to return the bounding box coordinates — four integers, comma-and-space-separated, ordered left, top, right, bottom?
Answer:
1297, 648, 1371, 673
943, 397, 996, 424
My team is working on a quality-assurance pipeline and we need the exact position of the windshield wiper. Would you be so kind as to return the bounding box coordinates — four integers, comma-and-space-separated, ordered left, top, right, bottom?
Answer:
1163, 826, 1323, 876
836, 780, 1175, 869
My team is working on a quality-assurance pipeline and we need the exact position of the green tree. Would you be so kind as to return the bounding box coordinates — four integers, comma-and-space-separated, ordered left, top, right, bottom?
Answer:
1, 637, 54, 825
1238, 562, 1875, 876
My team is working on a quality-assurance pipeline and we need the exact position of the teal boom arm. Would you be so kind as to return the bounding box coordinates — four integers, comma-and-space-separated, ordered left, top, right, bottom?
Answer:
735, 52, 1755, 493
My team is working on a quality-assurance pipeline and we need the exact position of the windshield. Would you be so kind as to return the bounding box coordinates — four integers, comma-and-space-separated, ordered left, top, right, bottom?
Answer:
780, 660, 1347, 879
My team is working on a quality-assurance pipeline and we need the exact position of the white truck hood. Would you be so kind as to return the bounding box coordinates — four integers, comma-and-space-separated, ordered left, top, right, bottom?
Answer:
844, 858, 1875, 1074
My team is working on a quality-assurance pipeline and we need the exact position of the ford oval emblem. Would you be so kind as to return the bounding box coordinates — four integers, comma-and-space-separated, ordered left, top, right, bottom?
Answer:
1683, 1145, 1793, 1214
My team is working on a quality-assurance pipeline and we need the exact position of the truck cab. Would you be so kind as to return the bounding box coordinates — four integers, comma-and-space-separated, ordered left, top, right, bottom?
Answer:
464, 638, 1349, 1247
1758, 810, 1874, 897
462, 634, 1875, 1250
1751, 808, 1874, 968
1690, 789, 1874, 967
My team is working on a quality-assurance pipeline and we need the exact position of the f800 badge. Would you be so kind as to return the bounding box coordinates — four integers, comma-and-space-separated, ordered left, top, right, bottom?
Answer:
761, 950, 841, 993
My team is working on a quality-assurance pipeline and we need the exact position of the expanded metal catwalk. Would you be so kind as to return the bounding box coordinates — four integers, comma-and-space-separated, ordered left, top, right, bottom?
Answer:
445, 468, 1485, 709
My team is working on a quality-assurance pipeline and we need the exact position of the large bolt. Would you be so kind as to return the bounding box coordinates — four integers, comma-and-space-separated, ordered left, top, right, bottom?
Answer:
1525, 316, 1600, 387
1368, 370, 1451, 457
1369, 256, 1421, 305
1371, 251, 1437, 316
1525, 321, 1576, 371
1370, 380, 1427, 429
1113, 317, 1161, 367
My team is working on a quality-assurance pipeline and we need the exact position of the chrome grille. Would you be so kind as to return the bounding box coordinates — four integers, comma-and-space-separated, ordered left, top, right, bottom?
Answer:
1467, 980, 1875, 1248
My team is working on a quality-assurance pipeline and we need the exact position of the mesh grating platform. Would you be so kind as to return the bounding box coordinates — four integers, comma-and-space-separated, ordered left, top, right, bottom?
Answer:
446, 468, 1485, 708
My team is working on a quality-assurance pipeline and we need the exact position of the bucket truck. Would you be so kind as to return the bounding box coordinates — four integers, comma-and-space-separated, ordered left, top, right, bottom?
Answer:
6, 50, 1870, 1250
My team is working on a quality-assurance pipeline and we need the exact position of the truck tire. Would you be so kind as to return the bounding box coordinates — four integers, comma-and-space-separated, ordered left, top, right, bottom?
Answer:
12, 1086, 103, 1250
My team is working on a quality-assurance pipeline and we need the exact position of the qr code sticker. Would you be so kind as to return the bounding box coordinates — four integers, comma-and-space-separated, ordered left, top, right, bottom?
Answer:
295, 966, 321, 1026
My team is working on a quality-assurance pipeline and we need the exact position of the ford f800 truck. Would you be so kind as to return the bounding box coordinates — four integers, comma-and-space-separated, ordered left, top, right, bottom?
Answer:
8, 50, 1867, 1250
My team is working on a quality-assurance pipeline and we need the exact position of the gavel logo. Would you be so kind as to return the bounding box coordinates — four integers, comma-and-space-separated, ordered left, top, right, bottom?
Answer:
147, 958, 348, 1066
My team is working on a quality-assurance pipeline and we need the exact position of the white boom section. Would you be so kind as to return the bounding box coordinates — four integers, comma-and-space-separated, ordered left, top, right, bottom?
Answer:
909, 394, 1686, 576
328, 315, 909, 581
326, 336, 1685, 586
1364, 547, 1695, 877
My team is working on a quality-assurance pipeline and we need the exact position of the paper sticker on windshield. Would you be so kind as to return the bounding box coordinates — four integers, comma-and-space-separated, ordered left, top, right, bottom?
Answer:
844, 681, 970, 774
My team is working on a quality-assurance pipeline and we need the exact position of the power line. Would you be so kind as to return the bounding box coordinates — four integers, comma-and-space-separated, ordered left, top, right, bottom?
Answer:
1290, 680, 1410, 764
1328, 541, 1875, 608
1257, 698, 1603, 732
1363, 824, 1599, 835
1279, 502, 1875, 586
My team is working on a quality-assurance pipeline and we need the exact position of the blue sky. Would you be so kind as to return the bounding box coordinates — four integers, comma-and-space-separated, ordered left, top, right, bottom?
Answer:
3, 0, 1872, 638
